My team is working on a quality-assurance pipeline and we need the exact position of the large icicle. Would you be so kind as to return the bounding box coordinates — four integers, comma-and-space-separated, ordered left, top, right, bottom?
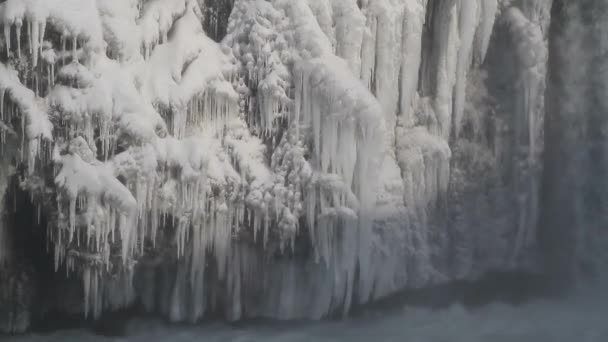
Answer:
504, 6, 547, 265
473, 0, 497, 65
399, 0, 427, 123
453, 0, 480, 138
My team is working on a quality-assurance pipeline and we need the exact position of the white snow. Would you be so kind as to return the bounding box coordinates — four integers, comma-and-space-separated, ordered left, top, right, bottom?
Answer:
0, 0, 248, 319
0, 62, 53, 141
0, 0, 105, 60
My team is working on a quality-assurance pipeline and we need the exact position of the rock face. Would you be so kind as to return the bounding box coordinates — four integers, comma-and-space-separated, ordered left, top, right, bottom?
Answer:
0, 0, 605, 333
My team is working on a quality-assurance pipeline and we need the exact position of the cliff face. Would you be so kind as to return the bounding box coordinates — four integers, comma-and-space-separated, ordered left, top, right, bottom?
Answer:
0, 0, 605, 333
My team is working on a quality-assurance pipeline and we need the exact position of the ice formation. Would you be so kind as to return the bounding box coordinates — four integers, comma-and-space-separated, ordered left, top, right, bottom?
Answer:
0, 0, 567, 330
0, 0, 387, 322
0, 160, 11, 266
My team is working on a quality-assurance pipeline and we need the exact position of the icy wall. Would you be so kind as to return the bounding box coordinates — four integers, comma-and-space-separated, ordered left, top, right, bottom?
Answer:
0, 0, 603, 334
540, 0, 608, 287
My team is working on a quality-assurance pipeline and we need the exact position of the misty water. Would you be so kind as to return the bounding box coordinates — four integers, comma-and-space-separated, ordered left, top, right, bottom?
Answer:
7, 287, 608, 342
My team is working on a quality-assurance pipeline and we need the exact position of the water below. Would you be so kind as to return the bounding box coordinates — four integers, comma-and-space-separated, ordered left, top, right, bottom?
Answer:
7, 290, 608, 342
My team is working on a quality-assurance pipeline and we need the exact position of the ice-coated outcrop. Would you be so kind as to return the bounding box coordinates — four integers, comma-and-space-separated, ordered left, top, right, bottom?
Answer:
0, 0, 605, 334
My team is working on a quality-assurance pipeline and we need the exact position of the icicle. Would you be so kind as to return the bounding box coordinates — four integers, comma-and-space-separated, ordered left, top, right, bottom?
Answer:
35, 70, 39, 96
32, 19, 40, 67
40, 21, 46, 51
4, 24, 10, 57
54, 245, 60, 271
61, 34, 66, 64
83, 268, 91, 318
72, 36, 78, 62
474, 0, 498, 65
433, 2, 460, 139
27, 19, 32, 54
0, 88, 4, 121
91, 269, 99, 318
68, 198, 76, 243
15, 20, 22, 58
399, 1, 426, 122
263, 209, 270, 248
453, 0, 479, 138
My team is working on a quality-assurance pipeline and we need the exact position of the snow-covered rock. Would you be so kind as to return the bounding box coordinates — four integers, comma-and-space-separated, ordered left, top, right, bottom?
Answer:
0, 0, 605, 333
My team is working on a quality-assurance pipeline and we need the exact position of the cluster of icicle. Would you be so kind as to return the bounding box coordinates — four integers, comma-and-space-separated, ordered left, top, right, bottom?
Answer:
345, 0, 549, 285
266, 0, 547, 290
226, 0, 384, 261
0, 0, 385, 320
0, 0, 556, 321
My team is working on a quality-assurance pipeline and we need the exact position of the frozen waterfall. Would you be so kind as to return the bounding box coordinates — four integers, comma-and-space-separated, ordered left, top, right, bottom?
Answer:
0, 0, 607, 335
